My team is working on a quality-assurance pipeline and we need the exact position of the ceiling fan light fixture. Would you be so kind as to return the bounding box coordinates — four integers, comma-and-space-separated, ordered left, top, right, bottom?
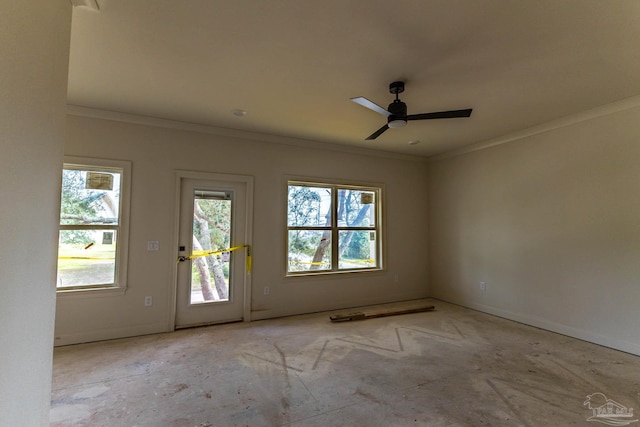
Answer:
388, 118, 407, 128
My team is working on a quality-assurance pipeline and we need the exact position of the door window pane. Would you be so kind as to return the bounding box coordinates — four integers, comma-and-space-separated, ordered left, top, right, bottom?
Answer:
190, 194, 232, 304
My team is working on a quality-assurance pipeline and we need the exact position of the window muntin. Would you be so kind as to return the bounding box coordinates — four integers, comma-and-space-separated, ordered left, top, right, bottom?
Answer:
287, 181, 381, 275
57, 160, 129, 291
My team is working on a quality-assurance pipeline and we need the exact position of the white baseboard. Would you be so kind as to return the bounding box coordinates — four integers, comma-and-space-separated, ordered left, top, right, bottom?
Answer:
251, 291, 431, 321
54, 322, 170, 347
435, 297, 640, 356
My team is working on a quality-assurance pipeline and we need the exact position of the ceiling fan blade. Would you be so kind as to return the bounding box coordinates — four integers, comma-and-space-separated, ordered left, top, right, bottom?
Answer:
351, 97, 391, 117
407, 108, 473, 121
365, 124, 389, 140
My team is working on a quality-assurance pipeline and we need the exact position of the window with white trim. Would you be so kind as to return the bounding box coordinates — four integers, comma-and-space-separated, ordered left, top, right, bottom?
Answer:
56, 158, 130, 291
287, 180, 382, 275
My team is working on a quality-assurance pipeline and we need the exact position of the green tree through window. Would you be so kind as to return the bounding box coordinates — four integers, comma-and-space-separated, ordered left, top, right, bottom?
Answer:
57, 160, 130, 291
287, 181, 382, 274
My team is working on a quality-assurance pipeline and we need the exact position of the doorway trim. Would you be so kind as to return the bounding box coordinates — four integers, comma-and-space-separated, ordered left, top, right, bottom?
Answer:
169, 170, 253, 330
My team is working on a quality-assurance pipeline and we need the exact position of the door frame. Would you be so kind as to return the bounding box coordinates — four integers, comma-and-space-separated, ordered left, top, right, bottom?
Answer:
169, 170, 253, 330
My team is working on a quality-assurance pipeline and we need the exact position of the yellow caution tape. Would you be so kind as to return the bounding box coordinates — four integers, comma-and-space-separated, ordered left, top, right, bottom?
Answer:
349, 259, 376, 265
178, 244, 252, 273
288, 260, 331, 266
288, 259, 375, 266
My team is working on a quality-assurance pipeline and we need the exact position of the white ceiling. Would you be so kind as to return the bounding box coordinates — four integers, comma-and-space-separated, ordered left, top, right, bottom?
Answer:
68, 0, 640, 157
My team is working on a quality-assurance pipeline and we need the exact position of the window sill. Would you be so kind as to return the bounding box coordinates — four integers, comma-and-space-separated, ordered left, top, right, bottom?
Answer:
56, 286, 127, 299
285, 267, 384, 279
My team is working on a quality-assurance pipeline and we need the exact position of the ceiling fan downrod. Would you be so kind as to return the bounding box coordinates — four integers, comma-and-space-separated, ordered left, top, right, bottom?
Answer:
387, 81, 407, 128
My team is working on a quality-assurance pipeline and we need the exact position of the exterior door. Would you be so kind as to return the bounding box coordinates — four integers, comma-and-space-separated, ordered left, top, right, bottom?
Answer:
175, 175, 251, 328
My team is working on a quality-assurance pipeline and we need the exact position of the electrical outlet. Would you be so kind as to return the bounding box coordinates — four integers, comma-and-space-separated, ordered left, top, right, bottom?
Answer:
394, 274, 399, 283
264, 286, 270, 295
479, 282, 486, 292
144, 296, 153, 306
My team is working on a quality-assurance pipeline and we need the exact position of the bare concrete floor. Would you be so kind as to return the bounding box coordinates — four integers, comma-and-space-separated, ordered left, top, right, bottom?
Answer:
50, 299, 640, 426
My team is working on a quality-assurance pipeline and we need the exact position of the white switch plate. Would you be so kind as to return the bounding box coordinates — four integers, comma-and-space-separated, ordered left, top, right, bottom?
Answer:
479, 281, 486, 292
144, 296, 153, 306
147, 241, 159, 251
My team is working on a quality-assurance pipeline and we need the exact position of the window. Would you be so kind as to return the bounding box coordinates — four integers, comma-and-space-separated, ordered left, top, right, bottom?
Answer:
57, 158, 130, 291
287, 180, 382, 275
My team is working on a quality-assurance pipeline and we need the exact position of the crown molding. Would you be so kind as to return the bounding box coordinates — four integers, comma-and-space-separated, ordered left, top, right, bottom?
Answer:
66, 105, 423, 163
429, 94, 640, 162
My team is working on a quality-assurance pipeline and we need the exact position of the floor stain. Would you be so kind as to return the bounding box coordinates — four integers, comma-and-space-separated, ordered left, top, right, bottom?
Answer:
165, 383, 189, 397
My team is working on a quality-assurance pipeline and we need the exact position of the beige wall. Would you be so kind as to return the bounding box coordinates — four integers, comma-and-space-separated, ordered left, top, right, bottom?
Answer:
428, 106, 640, 355
56, 114, 430, 345
0, 1, 71, 424
58, 75, 640, 359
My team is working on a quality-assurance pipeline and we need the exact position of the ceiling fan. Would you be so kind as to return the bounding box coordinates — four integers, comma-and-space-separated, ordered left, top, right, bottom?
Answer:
351, 81, 473, 140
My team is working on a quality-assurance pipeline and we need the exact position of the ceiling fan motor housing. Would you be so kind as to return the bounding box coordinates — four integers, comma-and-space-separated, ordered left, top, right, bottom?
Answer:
387, 99, 408, 127
388, 100, 407, 116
